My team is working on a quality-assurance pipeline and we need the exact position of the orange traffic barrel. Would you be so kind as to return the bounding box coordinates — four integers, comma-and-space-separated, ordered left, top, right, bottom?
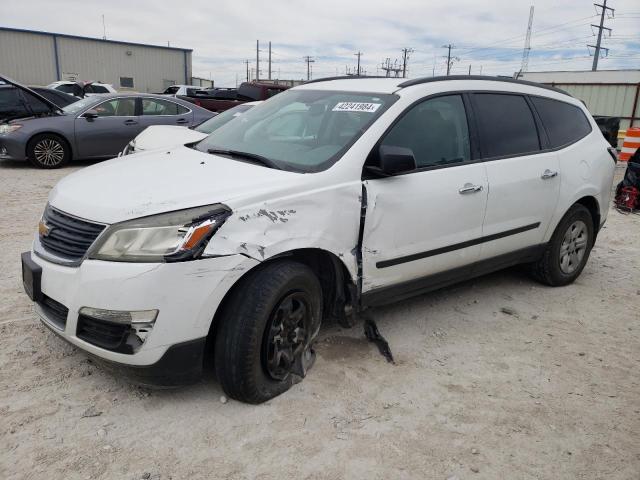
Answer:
620, 127, 640, 162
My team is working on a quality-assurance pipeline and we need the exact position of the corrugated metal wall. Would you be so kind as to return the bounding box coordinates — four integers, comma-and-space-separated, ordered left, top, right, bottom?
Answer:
0, 29, 191, 92
0, 30, 57, 85
556, 83, 639, 132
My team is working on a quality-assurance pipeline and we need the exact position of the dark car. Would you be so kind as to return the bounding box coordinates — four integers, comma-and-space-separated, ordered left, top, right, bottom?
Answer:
0, 84, 79, 123
0, 77, 215, 168
178, 81, 289, 113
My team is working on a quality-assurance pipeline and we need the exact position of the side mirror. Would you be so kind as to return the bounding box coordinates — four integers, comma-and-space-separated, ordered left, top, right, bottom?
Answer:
367, 145, 417, 176
83, 109, 99, 120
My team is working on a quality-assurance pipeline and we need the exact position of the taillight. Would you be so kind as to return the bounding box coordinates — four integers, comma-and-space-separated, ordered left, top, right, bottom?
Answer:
607, 147, 618, 164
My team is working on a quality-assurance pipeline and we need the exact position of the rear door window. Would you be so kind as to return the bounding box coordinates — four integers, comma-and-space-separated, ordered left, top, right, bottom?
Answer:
141, 98, 189, 116
530, 96, 592, 148
473, 93, 540, 158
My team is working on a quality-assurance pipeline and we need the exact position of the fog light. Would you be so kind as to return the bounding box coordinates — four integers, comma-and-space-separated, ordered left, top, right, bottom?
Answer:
0, 146, 7, 156
79, 307, 158, 324
78, 307, 158, 353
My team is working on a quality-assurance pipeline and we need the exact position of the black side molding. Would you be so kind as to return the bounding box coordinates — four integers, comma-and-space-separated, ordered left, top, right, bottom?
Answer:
377, 222, 541, 268
363, 244, 545, 308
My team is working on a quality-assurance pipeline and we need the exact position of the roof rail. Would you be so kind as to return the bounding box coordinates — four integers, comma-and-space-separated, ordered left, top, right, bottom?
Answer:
398, 75, 572, 97
303, 75, 389, 84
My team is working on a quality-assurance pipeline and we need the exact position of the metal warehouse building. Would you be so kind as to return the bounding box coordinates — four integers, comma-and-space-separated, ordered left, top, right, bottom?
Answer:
0, 27, 192, 93
519, 70, 640, 137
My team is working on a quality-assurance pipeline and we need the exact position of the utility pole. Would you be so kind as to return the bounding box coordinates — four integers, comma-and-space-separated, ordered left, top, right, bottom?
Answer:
268, 41, 272, 80
519, 5, 535, 76
589, 0, 614, 71
442, 44, 459, 76
303, 56, 315, 80
401, 48, 413, 78
256, 40, 259, 82
244, 60, 250, 82
355, 51, 362, 75
468, 64, 471, 75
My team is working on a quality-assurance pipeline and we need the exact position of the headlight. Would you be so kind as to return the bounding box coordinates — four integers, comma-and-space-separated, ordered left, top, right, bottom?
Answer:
88, 204, 231, 262
0, 124, 22, 134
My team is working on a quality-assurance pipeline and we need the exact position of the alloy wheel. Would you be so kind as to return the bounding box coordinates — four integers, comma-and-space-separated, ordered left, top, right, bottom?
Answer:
559, 220, 588, 274
34, 139, 65, 167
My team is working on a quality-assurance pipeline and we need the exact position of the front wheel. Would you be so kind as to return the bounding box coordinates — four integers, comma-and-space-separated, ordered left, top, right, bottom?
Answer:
214, 260, 322, 404
27, 133, 70, 169
530, 204, 594, 286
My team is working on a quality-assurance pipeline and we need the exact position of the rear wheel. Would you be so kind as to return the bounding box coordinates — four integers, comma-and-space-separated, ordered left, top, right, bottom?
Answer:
214, 260, 322, 404
531, 204, 594, 286
27, 134, 70, 169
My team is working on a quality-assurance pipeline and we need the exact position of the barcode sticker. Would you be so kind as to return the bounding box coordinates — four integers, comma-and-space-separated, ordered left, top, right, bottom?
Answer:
332, 102, 381, 113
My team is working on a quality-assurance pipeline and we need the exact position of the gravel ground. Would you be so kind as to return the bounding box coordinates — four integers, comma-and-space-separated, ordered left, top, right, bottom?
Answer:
1, 160, 639, 480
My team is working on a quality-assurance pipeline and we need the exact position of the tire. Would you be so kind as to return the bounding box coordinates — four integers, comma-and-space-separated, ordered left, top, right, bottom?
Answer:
214, 260, 322, 404
530, 204, 594, 286
27, 133, 70, 169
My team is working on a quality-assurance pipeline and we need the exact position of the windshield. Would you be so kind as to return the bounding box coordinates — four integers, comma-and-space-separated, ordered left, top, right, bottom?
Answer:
195, 89, 396, 172
62, 96, 98, 114
195, 104, 254, 134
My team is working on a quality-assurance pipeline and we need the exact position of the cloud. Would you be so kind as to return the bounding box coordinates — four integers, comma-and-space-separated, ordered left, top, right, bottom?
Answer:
2, 0, 638, 85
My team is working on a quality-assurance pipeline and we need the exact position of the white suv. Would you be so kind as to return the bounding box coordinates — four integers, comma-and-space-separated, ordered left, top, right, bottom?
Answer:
22, 76, 616, 403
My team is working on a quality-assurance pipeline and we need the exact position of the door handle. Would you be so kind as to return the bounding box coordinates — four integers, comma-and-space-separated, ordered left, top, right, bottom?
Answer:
124, 119, 138, 125
541, 169, 558, 180
458, 183, 483, 194
176, 118, 188, 124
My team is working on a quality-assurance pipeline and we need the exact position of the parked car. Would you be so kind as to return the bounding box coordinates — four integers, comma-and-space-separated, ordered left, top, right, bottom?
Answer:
179, 82, 288, 113
0, 78, 215, 168
593, 115, 620, 148
47, 80, 117, 97
121, 101, 261, 155
21, 76, 615, 404
1, 81, 79, 123
161, 85, 207, 96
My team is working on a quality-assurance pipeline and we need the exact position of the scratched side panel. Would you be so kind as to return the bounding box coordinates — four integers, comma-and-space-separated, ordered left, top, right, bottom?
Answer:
203, 182, 363, 281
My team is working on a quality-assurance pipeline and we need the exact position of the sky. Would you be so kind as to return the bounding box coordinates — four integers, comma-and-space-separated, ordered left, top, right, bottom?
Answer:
1, 0, 639, 87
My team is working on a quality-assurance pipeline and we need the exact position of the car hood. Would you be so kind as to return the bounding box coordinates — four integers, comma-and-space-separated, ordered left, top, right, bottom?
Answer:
49, 146, 301, 224
132, 125, 208, 152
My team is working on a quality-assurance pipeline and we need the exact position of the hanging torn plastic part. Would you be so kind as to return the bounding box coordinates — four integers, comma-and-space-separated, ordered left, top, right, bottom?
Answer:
363, 316, 395, 364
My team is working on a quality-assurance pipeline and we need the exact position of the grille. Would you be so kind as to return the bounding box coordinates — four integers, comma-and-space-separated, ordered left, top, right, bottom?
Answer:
39, 206, 105, 261
38, 295, 68, 330
77, 314, 133, 354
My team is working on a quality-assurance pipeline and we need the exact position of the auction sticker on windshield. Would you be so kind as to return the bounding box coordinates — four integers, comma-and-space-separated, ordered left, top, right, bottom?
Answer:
332, 102, 381, 113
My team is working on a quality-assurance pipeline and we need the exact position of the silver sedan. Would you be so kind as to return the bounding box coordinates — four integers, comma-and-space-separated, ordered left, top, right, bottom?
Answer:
0, 87, 215, 168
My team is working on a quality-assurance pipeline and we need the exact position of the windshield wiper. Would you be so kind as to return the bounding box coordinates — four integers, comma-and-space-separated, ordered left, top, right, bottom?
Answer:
207, 148, 282, 170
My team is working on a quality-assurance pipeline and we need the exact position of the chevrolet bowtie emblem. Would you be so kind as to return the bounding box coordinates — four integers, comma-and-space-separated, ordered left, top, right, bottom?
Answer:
38, 220, 52, 237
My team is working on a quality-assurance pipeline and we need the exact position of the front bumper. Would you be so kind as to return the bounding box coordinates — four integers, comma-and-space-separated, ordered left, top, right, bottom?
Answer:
25, 249, 259, 384
0, 133, 28, 161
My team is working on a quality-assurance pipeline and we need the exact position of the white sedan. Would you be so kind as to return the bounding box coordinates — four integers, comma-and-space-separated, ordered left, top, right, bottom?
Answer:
121, 101, 261, 155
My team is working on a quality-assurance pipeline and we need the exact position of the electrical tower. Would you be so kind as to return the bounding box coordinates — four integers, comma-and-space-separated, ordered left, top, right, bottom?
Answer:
401, 47, 414, 78
442, 44, 459, 76
589, 0, 614, 71
303, 56, 315, 80
520, 6, 535, 75
380, 58, 403, 77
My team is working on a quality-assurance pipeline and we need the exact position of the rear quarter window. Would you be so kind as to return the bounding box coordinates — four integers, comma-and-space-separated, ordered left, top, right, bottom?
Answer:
530, 96, 592, 148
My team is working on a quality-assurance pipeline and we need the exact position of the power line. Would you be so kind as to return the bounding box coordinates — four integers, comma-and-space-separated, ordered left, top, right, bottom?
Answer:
589, 0, 614, 70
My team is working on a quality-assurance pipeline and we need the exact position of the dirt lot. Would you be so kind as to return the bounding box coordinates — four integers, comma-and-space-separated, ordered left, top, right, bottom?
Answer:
1, 160, 638, 480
